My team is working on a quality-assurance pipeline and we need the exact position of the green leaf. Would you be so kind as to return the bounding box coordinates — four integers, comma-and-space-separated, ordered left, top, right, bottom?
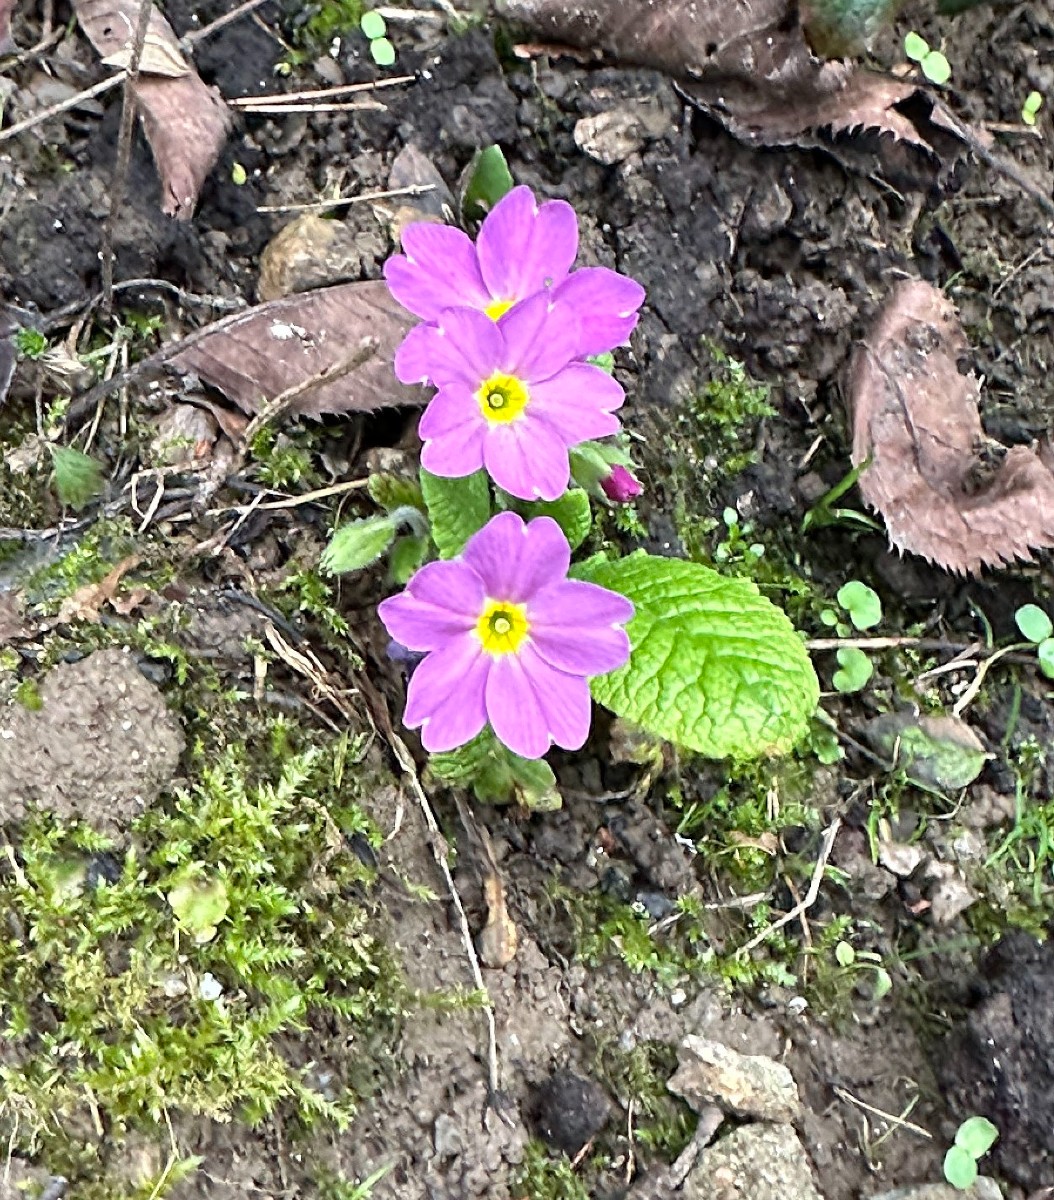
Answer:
519, 489, 592, 550
832, 646, 873, 694
1015, 603, 1053, 644
50, 446, 104, 510
922, 49, 951, 85
428, 727, 561, 810
15, 326, 48, 359
168, 873, 229, 943
587, 352, 615, 374
1038, 638, 1054, 680
321, 516, 396, 575
231, 162, 248, 186
837, 580, 882, 630
944, 1145, 978, 1190
574, 553, 819, 759
1022, 90, 1043, 126
872, 966, 893, 1001
904, 30, 930, 61
389, 534, 428, 584
955, 1116, 998, 1157
420, 468, 491, 558
459, 144, 515, 222
359, 10, 386, 38
368, 472, 424, 514
835, 940, 856, 967
370, 36, 395, 66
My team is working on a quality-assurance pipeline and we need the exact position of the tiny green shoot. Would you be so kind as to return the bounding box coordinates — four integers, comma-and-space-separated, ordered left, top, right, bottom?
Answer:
832, 646, 873, 694
15, 326, 49, 359
1022, 90, 1043, 126
836, 580, 882, 631
359, 10, 394, 65
1014, 603, 1054, 680
904, 31, 951, 85
943, 1116, 998, 1190
231, 162, 248, 185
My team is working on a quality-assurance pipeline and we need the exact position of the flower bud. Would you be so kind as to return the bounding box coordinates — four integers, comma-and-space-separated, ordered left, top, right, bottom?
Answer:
601, 465, 642, 503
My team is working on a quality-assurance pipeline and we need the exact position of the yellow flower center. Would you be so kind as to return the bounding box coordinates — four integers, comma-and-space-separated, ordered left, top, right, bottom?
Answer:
476, 599, 529, 656
477, 372, 529, 425
484, 298, 514, 320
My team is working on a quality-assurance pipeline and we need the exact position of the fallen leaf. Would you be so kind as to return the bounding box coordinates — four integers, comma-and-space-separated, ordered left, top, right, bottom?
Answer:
860, 711, 991, 790
72, 0, 231, 218
170, 280, 426, 418
850, 280, 1054, 573
477, 868, 518, 968
100, 30, 191, 78
58, 555, 146, 623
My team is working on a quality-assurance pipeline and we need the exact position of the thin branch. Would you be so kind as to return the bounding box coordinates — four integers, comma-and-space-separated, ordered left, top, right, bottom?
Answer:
256, 183, 435, 215
233, 100, 385, 115
100, 0, 154, 313
181, 0, 272, 46
229, 75, 416, 106
0, 73, 125, 143
833, 1086, 933, 1140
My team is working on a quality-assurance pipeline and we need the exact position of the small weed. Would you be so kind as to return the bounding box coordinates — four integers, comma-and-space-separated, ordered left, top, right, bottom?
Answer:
14, 327, 49, 359
250, 426, 319, 490
1022, 90, 1043, 126
904, 31, 951, 85
1014, 603, 1054, 679
594, 1040, 694, 1158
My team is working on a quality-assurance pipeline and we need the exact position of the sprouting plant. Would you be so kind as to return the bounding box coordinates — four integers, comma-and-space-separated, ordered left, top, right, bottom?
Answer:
835, 580, 882, 631
801, 458, 882, 534
904, 31, 951, 85
820, 580, 881, 693
1022, 90, 1043, 126
359, 9, 394, 66
14, 326, 49, 359
1014, 603, 1054, 679
50, 445, 105, 511
943, 1116, 998, 1190
831, 646, 873, 694
832, 938, 892, 1002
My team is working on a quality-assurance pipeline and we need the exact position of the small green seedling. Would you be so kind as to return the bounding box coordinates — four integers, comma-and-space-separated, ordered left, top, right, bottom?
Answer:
1022, 90, 1044, 126
1015, 603, 1054, 679
50, 445, 104, 511
359, 10, 395, 66
833, 940, 892, 1001
944, 1116, 998, 1190
836, 580, 882, 631
231, 162, 248, 186
904, 31, 951, 85
832, 646, 873, 694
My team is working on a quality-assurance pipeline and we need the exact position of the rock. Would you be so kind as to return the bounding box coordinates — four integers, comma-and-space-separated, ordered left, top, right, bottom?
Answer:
668, 1036, 801, 1123
0, 649, 184, 832
387, 143, 454, 221
924, 863, 978, 925
529, 1069, 612, 1156
868, 1180, 1002, 1200
148, 403, 218, 467
878, 840, 924, 878
573, 99, 673, 165
257, 214, 371, 301
685, 1124, 823, 1200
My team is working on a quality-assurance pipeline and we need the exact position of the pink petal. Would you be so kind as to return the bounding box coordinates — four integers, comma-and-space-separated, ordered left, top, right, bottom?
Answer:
529, 363, 625, 445
484, 418, 570, 501
476, 186, 578, 305
418, 385, 479, 439
528, 580, 633, 675
486, 648, 592, 757
497, 294, 581, 381
428, 307, 504, 387
461, 512, 570, 602
554, 267, 645, 357
393, 324, 439, 387
404, 636, 490, 752
421, 424, 487, 477
378, 560, 483, 650
384, 223, 490, 320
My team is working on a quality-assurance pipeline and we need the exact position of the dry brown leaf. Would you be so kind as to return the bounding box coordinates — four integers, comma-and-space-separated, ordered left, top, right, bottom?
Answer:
849, 280, 1054, 575
73, 0, 230, 218
58, 554, 146, 623
100, 30, 191, 78
497, 0, 971, 157
169, 280, 426, 418
477, 869, 518, 969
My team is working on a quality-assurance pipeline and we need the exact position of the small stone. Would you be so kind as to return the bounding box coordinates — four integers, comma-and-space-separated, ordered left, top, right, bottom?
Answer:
685, 1124, 822, 1200
387, 143, 454, 222
433, 1113, 464, 1159
149, 403, 218, 467
257, 214, 368, 301
668, 1036, 801, 1123
925, 866, 978, 925
878, 840, 924, 878
573, 99, 673, 165
868, 1180, 1002, 1200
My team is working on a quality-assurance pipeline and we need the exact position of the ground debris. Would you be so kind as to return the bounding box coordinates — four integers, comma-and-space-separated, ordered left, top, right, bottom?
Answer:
685, 1123, 823, 1200
169, 281, 424, 418
668, 1035, 801, 1122
72, 0, 231, 217
849, 279, 1054, 574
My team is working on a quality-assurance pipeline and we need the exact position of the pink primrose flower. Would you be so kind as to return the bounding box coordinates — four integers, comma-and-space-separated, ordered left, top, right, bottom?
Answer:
601, 464, 643, 503
383, 185, 645, 357
394, 292, 626, 501
377, 512, 633, 759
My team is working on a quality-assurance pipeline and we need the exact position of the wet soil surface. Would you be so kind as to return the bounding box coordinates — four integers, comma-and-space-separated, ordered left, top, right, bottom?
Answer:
2, 1, 1054, 1198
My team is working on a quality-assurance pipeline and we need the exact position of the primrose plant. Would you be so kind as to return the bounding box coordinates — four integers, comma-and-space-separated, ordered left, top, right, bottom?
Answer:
324, 155, 819, 807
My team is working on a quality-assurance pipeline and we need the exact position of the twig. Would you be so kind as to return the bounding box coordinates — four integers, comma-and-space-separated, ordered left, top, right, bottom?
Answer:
0, 73, 125, 143
737, 818, 842, 956
952, 642, 1029, 717
100, 0, 154, 313
230, 75, 416, 106
181, 0, 272, 46
806, 636, 971, 652
256, 183, 435, 214
41, 278, 246, 333
234, 100, 385, 115
832, 1086, 933, 1140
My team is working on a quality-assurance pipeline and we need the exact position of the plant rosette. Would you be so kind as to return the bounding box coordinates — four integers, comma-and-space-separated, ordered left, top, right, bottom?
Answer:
325, 157, 820, 804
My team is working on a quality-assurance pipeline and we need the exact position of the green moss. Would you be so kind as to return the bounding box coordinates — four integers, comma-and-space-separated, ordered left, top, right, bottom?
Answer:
0, 729, 406, 1185
250, 425, 321, 491
22, 519, 138, 612
593, 1040, 694, 1158
11, 677, 42, 710
514, 1142, 591, 1200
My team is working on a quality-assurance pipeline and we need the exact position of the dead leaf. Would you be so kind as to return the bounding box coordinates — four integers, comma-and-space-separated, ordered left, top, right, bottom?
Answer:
58, 555, 147, 623
72, 0, 231, 218
477, 868, 518, 968
100, 30, 191, 78
170, 281, 426, 418
850, 279, 1054, 574
0, 0, 16, 54
0, 591, 27, 643
860, 710, 991, 790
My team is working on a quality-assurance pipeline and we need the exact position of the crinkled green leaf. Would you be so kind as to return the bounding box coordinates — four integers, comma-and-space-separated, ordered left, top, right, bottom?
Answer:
574, 553, 818, 759
420, 468, 491, 559
520, 489, 592, 550
321, 516, 396, 575
428, 727, 560, 810
51, 446, 104, 511
368, 472, 424, 515
460, 144, 515, 222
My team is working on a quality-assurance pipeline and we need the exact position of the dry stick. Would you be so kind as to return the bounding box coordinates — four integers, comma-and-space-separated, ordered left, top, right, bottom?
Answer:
230, 75, 416, 106
181, 0, 272, 46
806, 636, 972, 653
832, 1086, 933, 1141
0, 73, 125, 143
737, 817, 842, 956
234, 100, 385, 115
100, 0, 154, 314
256, 182, 435, 215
